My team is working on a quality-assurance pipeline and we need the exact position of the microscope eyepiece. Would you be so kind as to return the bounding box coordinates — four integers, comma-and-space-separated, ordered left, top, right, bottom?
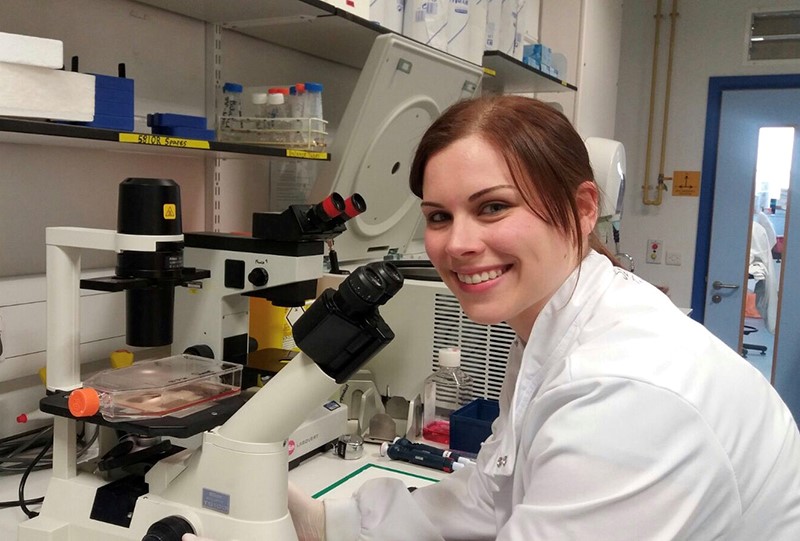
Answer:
308, 193, 346, 225
366, 261, 403, 301
340, 193, 367, 221
332, 262, 404, 317
292, 261, 404, 383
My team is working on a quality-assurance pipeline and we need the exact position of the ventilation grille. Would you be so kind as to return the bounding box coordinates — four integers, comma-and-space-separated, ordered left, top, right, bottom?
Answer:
431, 292, 515, 400
749, 10, 800, 61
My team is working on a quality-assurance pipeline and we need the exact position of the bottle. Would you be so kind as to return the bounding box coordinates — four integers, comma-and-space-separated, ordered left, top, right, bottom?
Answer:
422, 347, 473, 445
304, 82, 324, 120
304, 82, 324, 147
289, 83, 307, 145
267, 87, 289, 144
252, 92, 268, 130
288, 83, 306, 118
219, 82, 243, 132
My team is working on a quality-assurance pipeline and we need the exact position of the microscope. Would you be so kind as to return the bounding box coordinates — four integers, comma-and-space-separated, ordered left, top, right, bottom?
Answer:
20, 178, 403, 540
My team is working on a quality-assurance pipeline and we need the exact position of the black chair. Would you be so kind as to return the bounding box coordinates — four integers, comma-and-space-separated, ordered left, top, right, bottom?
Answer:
742, 324, 767, 357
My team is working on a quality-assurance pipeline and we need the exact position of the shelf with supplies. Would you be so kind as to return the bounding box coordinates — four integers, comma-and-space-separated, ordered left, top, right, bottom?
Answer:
0, 117, 330, 160
136, 0, 388, 69
481, 51, 577, 95
135, 0, 577, 94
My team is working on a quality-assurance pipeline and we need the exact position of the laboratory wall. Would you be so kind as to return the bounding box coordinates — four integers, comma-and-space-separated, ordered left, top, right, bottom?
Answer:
537, 0, 623, 141
614, 0, 800, 308
0, 0, 634, 437
0, 0, 360, 436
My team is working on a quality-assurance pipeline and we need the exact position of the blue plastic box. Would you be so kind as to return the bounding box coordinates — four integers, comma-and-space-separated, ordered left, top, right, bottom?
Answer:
449, 398, 499, 454
148, 113, 208, 129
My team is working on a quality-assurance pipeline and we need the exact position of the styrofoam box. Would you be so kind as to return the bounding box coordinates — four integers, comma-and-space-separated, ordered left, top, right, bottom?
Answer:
0, 31, 63, 69
0, 62, 94, 121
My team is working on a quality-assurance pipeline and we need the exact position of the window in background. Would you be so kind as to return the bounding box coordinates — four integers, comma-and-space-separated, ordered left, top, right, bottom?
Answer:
749, 10, 800, 61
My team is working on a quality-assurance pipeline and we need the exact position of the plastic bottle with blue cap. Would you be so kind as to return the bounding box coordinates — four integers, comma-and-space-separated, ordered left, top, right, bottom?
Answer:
219, 82, 243, 135
304, 82, 324, 121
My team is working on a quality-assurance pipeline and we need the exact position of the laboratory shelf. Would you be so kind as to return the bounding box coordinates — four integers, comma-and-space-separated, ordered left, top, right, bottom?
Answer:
481, 51, 577, 94
136, 0, 387, 69
135, 0, 577, 93
0, 117, 330, 160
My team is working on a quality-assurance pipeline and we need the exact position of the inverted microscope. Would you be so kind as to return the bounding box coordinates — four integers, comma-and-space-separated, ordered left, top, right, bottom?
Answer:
19, 178, 403, 540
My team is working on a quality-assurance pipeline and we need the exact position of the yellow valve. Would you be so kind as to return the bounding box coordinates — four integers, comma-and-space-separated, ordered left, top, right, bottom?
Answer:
38, 367, 47, 386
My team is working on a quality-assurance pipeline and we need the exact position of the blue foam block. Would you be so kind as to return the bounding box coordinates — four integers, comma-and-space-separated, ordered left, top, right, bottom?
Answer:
147, 112, 208, 129
95, 95, 134, 116
151, 125, 216, 141
91, 73, 134, 92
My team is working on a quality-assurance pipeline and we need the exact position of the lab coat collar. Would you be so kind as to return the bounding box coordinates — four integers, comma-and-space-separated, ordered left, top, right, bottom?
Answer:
482, 251, 616, 477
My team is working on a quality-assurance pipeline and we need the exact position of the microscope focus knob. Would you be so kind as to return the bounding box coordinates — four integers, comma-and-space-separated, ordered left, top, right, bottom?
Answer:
141, 516, 194, 541
248, 267, 269, 287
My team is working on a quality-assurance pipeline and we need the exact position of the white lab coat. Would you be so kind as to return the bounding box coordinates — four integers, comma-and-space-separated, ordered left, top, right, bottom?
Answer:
325, 251, 800, 540
749, 221, 778, 334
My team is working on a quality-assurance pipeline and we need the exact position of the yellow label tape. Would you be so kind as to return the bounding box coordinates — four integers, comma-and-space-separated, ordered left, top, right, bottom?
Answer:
286, 149, 329, 160
119, 133, 211, 150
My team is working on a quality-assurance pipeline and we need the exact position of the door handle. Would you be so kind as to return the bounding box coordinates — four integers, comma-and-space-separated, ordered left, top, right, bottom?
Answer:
712, 280, 740, 290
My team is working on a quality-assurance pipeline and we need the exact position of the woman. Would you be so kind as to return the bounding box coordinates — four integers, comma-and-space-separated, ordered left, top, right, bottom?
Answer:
197, 96, 800, 540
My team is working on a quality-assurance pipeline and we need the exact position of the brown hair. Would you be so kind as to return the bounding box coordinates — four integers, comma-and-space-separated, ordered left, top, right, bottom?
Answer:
409, 95, 619, 265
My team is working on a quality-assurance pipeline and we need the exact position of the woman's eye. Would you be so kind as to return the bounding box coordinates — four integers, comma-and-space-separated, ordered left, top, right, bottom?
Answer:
425, 211, 450, 224
481, 202, 509, 215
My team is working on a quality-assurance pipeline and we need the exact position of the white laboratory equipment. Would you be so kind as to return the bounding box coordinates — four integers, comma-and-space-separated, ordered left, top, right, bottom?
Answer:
585, 137, 626, 222
310, 33, 483, 264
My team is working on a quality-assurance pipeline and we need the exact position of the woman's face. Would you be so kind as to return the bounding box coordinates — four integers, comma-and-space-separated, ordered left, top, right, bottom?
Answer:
421, 135, 591, 339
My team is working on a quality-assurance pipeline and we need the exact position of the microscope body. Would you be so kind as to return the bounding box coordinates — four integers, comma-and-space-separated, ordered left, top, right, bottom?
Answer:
172, 235, 323, 365
19, 183, 397, 541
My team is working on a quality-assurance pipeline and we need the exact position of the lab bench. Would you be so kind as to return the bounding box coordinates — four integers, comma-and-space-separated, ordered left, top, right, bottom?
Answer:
0, 439, 448, 540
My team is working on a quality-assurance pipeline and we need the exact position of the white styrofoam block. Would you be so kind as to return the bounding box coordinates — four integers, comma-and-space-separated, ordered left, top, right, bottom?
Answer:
0, 61, 94, 121
0, 31, 63, 69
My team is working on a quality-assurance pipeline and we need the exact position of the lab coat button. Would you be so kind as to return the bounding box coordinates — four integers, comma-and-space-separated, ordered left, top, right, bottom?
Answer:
496, 456, 507, 468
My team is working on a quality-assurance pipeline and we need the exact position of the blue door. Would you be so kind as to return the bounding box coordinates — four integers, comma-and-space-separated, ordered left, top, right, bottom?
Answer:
698, 81, 800, 418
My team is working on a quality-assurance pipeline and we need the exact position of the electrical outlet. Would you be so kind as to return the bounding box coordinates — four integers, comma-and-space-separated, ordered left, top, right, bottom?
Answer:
665, 251, 682, 266
646, 239, 663, 264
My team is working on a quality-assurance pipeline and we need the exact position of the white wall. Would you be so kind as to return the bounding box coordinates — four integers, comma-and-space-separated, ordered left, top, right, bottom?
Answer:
615, 0, 800, 308
538, 0, 582, 120
0, 0, 362, 435
573, 0, 623, 139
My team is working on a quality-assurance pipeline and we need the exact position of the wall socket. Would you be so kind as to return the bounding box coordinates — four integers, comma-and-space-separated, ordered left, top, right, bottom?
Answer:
646, 239, 663, 264
665, 251, 682, 266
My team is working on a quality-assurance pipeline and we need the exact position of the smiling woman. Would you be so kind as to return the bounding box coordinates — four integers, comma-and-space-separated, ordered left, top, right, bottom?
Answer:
276, 95, 800, 541
418, 134, 591, 336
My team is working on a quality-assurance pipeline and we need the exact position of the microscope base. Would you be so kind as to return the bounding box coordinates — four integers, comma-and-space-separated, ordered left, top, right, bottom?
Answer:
19, 486, 297, 541
19, 430, 300, 541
